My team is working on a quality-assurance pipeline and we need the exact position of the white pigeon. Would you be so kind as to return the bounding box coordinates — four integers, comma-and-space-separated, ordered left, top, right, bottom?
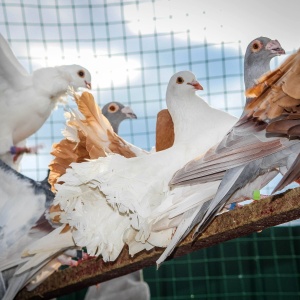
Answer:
144, 37, 285, 264
16, 70, 237, 282
47, 94, 149, 300
0, 34, 92, 169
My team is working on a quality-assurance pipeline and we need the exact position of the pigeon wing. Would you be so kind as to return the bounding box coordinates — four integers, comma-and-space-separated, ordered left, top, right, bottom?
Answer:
49, 92, 148, 191
0, 34, 30, 92
171, 50, 300, 187
155, 109, 174, 151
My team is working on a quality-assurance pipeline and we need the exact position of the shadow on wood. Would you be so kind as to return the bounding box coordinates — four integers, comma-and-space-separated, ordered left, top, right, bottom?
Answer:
16, 187, 300, 300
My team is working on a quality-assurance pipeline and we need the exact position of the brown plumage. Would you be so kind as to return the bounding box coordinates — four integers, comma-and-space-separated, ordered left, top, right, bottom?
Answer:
245, 49, 300, 125
172, 49, 300, 192
245, 49, 300, 191
49, 92, 139, 192
155, 109, 174, 151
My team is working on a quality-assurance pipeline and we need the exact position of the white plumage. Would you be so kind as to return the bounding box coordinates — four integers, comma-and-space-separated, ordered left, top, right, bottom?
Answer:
18, 71, 236, 276
0, 34, 92, 168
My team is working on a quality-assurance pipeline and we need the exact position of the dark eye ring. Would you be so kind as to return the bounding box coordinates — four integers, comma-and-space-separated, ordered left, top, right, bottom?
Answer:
78, 70, 85, 77
176, 77, 184, 84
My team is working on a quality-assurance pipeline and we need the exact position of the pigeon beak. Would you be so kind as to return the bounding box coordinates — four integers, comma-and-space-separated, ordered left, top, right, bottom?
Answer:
85, 81, 92, 89
265, 40, 285, 55
121, 106, 137, 119
188, 80, 204, 90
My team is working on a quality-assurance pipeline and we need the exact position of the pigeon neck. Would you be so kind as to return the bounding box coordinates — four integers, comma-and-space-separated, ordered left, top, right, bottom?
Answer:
244, 57, 271, 105
167, 92, 209, 144
110, 122, 119, 134
244, 59, 270, 90
33, 67, 70, 102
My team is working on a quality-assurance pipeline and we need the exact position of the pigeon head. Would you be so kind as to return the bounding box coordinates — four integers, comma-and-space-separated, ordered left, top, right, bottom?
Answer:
63, 65, 92, 90
167, 71, 203, 98
102, 102, 137, 134
244, 37, 285, 90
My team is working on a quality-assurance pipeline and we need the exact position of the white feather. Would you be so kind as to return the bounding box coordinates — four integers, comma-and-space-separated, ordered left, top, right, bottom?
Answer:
49, 71, 237, 263
0, 34, 91, 168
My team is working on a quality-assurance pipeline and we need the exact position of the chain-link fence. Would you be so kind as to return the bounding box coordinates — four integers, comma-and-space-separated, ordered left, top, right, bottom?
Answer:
1, 0, 299, 299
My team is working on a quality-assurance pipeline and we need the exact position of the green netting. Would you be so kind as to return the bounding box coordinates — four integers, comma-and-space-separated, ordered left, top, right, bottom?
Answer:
1, 1, 299, 299
58, 227, 300, 300
144, 227, 300, 300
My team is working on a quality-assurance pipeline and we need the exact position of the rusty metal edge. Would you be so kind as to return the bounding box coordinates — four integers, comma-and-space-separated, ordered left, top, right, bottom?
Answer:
16, 187, 300, 299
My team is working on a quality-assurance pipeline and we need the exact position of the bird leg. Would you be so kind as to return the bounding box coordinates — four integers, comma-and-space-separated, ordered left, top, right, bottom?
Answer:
9, 145, 43, 162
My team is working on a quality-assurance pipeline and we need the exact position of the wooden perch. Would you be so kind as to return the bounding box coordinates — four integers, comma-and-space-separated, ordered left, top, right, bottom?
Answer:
16, 187, 300, 300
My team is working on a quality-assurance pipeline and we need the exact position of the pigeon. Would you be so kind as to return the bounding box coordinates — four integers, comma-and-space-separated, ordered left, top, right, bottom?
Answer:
0, 33, 92, 169
89, 102, 148, 300
152, 37, 286, 263
244, 38, 285, 91
0, 160, 53, 262
0, 159, 55, 299
102, 101, 137, 134
155, 37, 285, 152
0, 94, 146, 300
48, 93, 147, 191
170, 47, 300, 239
50, 97, 147, 300
16, 70, 237, 282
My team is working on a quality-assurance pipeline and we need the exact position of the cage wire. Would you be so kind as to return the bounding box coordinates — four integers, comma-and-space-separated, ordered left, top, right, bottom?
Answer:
1, 0, 300, 299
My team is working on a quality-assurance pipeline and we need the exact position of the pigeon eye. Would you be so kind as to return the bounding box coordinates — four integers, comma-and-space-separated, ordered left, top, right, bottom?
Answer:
77, 70, 85, 77
176, 77, 184, 84
108, 103, 119, 113
251, 41, 262, 52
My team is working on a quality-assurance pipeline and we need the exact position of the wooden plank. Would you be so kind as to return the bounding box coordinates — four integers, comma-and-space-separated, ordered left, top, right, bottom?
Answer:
16, 187, 300, 300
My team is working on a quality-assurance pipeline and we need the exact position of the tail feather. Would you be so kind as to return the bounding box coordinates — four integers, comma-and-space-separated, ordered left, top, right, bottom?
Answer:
17, 226, 74, 275
273, 153, 300, 193
156, 203, 211, 266
49, 92, 148, 191
3, 259, 53, 300
0, 272, 6, 299
152, 183, 219, 265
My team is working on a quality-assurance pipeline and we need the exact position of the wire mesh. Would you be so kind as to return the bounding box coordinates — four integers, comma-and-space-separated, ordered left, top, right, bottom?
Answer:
1, 0, 299, 299
144, 227, 300, 300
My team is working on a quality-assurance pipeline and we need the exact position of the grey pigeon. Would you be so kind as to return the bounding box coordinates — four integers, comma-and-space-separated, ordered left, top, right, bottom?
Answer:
102, 101, 137, 134
0, 34, 92, 169
244, 38, 285, 91
170, 41, 300, 238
